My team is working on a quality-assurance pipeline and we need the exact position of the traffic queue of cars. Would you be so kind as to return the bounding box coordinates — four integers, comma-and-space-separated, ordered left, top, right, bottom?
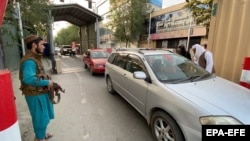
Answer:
103, 48, 250, 141
81, 47, 250, 141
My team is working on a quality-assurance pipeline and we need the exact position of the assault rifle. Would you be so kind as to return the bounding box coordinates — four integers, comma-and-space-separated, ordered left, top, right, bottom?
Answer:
38, 74, 65, 104
49, 82, 65, 104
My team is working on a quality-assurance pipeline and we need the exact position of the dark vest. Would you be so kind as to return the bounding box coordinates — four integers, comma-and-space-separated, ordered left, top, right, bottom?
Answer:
19, 52, 48, 96
199, 51, 215, 73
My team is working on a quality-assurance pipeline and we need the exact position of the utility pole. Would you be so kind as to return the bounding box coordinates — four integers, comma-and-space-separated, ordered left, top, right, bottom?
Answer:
48, 10, 57, 74
186, 12, 192, 52
147, 12, 151, 48
16, 2, 25, 56
147, 9, 154, 48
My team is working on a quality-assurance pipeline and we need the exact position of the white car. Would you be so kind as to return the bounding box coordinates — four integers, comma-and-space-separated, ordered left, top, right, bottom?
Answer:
105, 48, 250, 141
54, 46, 60, 55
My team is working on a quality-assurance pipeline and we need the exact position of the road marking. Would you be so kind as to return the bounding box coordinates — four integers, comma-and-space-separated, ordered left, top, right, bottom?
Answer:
62, 67, 85, 73
59, 55, 82, 58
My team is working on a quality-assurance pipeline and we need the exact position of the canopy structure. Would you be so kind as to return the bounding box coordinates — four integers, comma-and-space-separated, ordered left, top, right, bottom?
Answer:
52, 3, 102, 26
48, 3, 102, 74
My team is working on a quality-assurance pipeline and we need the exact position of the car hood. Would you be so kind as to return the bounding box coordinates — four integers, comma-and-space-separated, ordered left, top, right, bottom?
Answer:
92, 58, 108, 64
166, 77, 250, 124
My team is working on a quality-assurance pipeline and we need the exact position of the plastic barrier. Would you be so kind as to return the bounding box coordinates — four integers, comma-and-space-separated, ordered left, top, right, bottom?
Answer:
0, 70, 22, 141
239, 57, 250, 89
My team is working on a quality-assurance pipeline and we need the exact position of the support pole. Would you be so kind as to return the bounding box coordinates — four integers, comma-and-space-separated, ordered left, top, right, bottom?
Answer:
186, 12, 192, 52
96, 18, 100, 48
17, 2, 25, 56
147, 12, 151, 48
48, 10, 57, 74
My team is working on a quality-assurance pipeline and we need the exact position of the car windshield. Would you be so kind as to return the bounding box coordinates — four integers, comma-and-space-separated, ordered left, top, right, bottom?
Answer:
63, 46, 71, 49
55, 47, 60, 50
91, 51, 109, 58
145, 54, 214, 83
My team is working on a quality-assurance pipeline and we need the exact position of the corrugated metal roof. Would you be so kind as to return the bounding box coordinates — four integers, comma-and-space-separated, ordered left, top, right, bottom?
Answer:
52, 4, 102, 26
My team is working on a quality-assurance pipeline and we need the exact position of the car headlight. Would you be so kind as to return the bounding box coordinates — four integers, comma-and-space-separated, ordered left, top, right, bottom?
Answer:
200, 116, 242, 125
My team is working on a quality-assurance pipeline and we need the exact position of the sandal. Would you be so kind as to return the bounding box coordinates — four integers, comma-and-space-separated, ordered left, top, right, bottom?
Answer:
45, 133, 53, 140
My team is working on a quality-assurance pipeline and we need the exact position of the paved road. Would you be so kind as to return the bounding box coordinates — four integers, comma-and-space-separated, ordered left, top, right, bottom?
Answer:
13, 55, 154, 141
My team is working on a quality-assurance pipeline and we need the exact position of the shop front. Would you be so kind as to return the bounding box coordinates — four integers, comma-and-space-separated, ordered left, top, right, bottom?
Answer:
149, 3, 207, 51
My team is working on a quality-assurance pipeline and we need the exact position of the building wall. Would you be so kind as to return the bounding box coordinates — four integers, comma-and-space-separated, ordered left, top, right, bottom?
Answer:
208, 0, 250, 83
147, 2, 207, 50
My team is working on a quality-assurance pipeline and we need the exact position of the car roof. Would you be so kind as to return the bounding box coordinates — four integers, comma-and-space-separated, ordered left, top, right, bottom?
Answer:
62, 45, 71, 48
114, 48, 174, 56
88, 48, 108, 52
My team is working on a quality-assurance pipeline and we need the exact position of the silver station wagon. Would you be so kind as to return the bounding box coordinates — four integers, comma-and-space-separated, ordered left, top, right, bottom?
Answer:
105, 48, 250, 141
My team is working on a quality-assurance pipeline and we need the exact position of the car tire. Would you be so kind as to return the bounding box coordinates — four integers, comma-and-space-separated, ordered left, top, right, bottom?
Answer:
106, 76, 115, 94
90, 68, 95, 75
151, 111, 184, 141
84, 64, 87, 69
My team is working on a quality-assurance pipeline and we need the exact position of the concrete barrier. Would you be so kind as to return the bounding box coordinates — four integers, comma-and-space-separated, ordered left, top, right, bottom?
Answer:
55, 59, 62, 73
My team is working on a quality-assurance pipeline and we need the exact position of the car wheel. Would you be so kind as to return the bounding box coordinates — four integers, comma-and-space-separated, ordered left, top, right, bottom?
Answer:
151, 111, 184, 141
84, 64, 87, 69
106, 76, 115, 94
90, 68, 95, 75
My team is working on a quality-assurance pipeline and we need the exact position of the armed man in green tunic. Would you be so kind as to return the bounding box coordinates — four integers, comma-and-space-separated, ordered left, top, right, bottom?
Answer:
19, 35, 54, 141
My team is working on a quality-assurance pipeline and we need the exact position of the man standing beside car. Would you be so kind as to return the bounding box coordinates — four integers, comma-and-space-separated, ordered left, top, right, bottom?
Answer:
192, 44, 215, 73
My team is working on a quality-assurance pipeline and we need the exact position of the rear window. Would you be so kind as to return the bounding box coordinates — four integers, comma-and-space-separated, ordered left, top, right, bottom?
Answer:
63, 46, 71, 48
91, 51, 109, 58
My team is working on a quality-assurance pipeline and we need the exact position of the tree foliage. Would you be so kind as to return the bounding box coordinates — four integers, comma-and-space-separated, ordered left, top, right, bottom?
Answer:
5, 0, 52, 37
184, 0, 213, 36
108, 0, 150, 47
54, 25, 79, 45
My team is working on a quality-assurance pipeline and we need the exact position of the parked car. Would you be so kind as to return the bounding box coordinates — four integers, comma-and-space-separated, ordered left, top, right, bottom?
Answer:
60, 45, 75, 56
105, 48, 250, 141
83, 48, 109, 75
54, 46, 60, 55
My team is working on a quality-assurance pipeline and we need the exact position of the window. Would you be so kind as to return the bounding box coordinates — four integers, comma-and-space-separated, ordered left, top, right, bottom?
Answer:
125, 54, 145, 73
107, 53, 117, 64
114, 54, 127, 69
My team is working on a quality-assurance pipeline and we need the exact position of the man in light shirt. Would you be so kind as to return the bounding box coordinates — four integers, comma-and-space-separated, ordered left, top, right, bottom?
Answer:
191, 44, 215, 73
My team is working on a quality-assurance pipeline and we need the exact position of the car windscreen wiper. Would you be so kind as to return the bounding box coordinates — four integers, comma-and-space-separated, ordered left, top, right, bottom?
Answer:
170, 75, 201, 84
192, 73, 213, 81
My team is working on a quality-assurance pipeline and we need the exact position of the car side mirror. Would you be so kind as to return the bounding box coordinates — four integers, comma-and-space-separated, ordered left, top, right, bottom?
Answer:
133, 71, 146, 79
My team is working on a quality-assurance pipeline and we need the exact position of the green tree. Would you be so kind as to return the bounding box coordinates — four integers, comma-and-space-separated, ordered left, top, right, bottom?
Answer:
5, 0, 52, 37
184, 0, 213, 36
54, 25, 80, 45
108, 0, 150, 47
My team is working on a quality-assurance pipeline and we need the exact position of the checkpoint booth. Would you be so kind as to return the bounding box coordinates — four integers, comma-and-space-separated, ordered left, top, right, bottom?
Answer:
0, 70, 22, 141
240, 57, 250, 89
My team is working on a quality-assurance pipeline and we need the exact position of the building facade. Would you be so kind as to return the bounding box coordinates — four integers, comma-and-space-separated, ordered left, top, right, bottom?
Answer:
146, 2, 207, 51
